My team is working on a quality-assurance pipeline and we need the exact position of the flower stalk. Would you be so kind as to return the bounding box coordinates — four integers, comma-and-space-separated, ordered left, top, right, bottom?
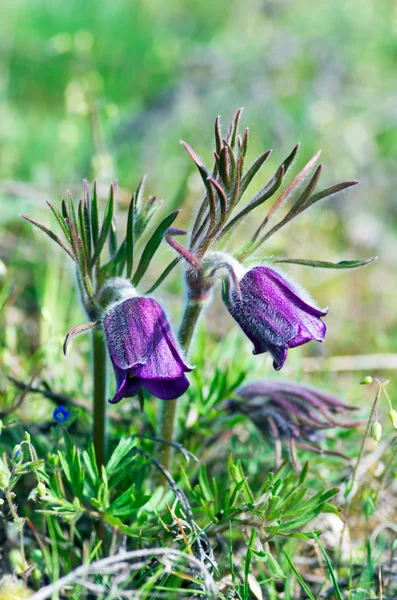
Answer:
157, 298, 205, 474
92, 329, 108, 468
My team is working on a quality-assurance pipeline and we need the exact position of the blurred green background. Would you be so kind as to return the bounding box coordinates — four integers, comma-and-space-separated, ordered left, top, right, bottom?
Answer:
1, 0, 397, 402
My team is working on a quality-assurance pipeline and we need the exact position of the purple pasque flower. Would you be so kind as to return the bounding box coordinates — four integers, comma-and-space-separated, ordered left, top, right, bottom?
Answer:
224, 380, 362, 468
103, 296, 192, 403
226, 266, 327, 370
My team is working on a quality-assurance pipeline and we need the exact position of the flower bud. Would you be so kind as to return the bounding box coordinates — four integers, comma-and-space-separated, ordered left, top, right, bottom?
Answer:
37, 482, 46, 497
389, 409, 397, 429
371, 420, 382, 443
12, 445, 23, 464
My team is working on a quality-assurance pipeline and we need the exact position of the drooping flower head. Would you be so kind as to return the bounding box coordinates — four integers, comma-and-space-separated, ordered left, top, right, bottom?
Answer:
104, 295, 192, 403
225, 266, 327, 370
225, 380, 362, 468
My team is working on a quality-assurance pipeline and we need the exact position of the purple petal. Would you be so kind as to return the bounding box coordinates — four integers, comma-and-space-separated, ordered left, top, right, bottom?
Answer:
142, 374, 190, 400
108, 366, 142, 403
104, 296, 192, 402
227, 266, 327, 370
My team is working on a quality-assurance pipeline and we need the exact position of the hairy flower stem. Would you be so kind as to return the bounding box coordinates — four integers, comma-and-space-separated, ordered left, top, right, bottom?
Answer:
92, 329, 108, 468
157, 299, 204, 475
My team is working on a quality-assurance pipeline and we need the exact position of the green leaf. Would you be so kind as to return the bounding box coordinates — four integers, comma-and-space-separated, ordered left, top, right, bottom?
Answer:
267, 551, 286, 579
239, 149, 272, 199
78, 200, 89, 260
91, 181, 99, 245
46, 201, 71, 242
303, 180, 359, 212
66, 218, 88, 277
226, 107, 243, 148
284, 553, 316, 600
108, 219, 118, 258
313, 534, 343, 600
126, 194, 135, 279
270, 257, 378, 269
90, 184, 115, 267
144, 257, 181, 294
21, 215, 75, 261
82, 445, 99, 488
106, 437, 136, 478
132, 210, 179, 286
198, 465, 213, 503
134, 197, 162, 240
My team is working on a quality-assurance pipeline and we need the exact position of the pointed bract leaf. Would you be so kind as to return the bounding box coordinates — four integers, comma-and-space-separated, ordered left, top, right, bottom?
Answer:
109, 219, 117, 258
63, 321, 97, 355
181, 141, 208, 183
265, 151, 321, 224
144, 257, 181, 294
302, 180, 359, 212
270, 257, 377, 269
227, 107, 243, 148
239, 149, 272, 199
132, 210, 180, 286
21, 214, 75, 261
78, 199, 89, 260
126, 194, 135, 279
214, 116, 222, 155
90, 184, 115, 267
46, 201, 71, 242
66, 218, 88, 276
91, 181, 99, 244
134, 175, 147, 211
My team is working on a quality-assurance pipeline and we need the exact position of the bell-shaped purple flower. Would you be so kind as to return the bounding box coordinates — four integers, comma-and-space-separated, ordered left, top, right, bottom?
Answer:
226, 266, 327, 370
103, 296, 192, 403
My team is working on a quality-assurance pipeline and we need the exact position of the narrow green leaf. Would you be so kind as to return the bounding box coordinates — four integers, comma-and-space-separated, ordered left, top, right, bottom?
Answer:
226, 107, 243, 148
214, 116, 222, 155
284, 553, 316, 600
302, 180, 359, 212
270, 257, 377, 269
46, 201, 71, 242
106, 437, 136, 478
109, 219, 118, 258
135, 175, 147, 211
90, 184, 115, 268
239, 149, 272, 200
219, 164, 284, 243
242, 128, 249, 157
132, 210, 179, 286
313, 534, 343, 600
91, 181, 99, 244
124, 194, 135, 280
66, 218, 88, 277
61, 199, 68, 219
21, 215, 75, 261
78, 199, 89, 259
82, 449, 98, 488
134, 197, 162, 240
264, 151, 321, 225
219, 142, 233, 190
181, 141, 208, 185
143, 257, 181, 294
67, 192, 79, 232
83, 199, 92, 262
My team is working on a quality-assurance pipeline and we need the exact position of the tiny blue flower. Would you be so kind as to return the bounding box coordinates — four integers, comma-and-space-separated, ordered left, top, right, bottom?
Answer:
53, 405, 70, 424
